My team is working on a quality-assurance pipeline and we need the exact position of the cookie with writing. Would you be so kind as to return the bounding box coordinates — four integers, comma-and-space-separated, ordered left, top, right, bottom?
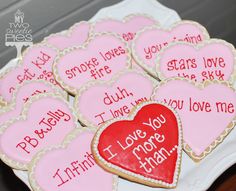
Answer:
0, 80, 67, 129
0, 44, 60, 103
0, 93, 78, 170
53, 33, 131, 95
92, 101, 182, 188
92, 14, 158, 46
74, 69, 157, 127
43, 21, 91, 50
156, 39, 236, 83
132, 20, 210, 77
151, 78, 236, 161
29, 127, 117, 191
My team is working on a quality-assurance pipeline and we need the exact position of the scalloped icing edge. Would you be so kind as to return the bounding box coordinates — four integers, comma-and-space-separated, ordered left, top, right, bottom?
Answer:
0, 92, 79, 170
14, 42, 59, 70
42, 21, 93, 49
89, 0, 181, 25
131, 20, 210, 78
0, 43, 60, 104
28, 127, 118, 191
92, 100, 183, 188
151, 77, 236, 162
74, 69, 158, 127
90, 13, 160, 37
53, 32, 132, 95
0, 79, 68, 122
156, 38, 236, 84
0, 20, 93, 104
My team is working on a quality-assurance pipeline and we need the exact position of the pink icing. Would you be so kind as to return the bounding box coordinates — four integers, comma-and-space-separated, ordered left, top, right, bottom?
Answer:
76, 71, 155, 126
158, 42, 235, 82
55, 34, 130, 92
0, 96, 76, 165
133, 22, 209, 76
0, 46, 58, 102
93, 15, 157, 45
33, 131, 114, 191
45, 22, 90, 50
152, 80, 236, 155
0, 81, 61, 127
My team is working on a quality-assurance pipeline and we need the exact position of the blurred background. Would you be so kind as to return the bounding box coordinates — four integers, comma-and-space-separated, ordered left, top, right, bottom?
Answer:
0, 0, 235, 190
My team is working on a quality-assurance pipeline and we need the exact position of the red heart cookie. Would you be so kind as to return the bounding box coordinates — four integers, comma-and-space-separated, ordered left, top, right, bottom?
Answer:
92, 101, 182, 188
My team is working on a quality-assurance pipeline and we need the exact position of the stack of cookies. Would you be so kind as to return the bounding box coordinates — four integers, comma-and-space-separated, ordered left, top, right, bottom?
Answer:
0, 13, 235, 191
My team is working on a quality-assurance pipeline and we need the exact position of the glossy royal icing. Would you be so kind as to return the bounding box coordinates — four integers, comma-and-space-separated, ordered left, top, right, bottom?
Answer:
74, 70, 157, 126
92, 101, 182, 188
152, 78, 236, 161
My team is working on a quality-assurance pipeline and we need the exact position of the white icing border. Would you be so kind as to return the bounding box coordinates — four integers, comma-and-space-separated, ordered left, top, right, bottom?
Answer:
28, 127, 118, 191
91, 13, 160, 43
42, 21, 93, 48
0, 92, 79, 170
0, 43, 60, 104
151, 77, 236, 162
92, 100, 183, 188
155, 38, 236, 83
53, 32, 132, 95
74, 69, 158, 127
131, 20, 210, 78
0, 79, 68, 129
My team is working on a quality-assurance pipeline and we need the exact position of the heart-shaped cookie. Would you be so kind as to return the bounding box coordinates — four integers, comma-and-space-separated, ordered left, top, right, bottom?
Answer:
0, 44, 60, 103
152, 78, 236, 161
29, 128, 117, 191
93, 14, 158, 46
53, 33, 131, 95
43, 21, 90, 50
74, 69, 157, 127
0, 80, 67, 128
0, 93, 77, 170
156, 39, 236, 83
132, 20, 210, 77
92, 101, 182, 188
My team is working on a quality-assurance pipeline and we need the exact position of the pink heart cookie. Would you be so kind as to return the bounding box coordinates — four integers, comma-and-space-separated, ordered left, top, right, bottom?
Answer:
132, 20, 210, 77
74, 70, 157, 126
53, 33, 131, 95
152, 78, 236, 161
0, 44, 60, 103
44, 21, 90, 50
156, 39, 236, 83
0, 93, 77, 169
29, 128, 117, 191
93, 14, 158, 46
0, 80, 67, 128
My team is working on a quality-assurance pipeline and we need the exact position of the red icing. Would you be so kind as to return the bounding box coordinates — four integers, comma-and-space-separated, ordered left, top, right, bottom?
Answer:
97, 103, 180, 184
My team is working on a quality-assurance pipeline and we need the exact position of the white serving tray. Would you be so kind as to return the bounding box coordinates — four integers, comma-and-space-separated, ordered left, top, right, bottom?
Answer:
2, 0, 235, 190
